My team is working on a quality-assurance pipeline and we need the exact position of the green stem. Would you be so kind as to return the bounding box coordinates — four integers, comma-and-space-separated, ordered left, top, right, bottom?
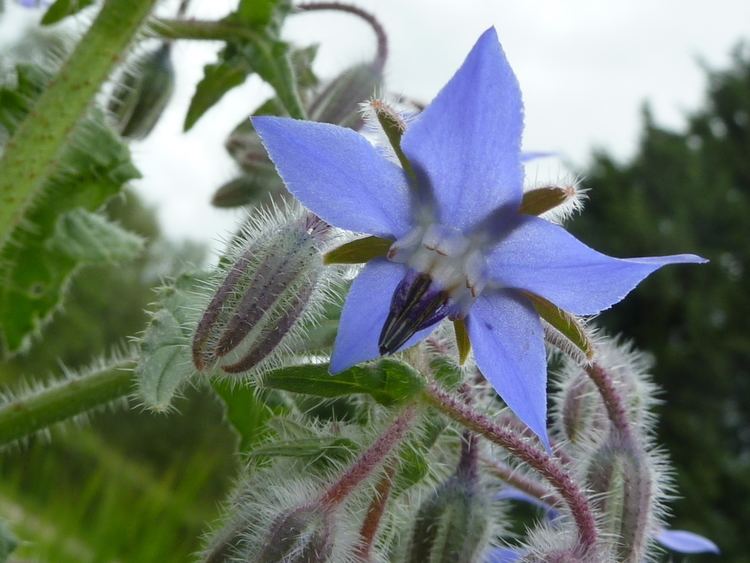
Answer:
0, 358, 135, 447
0, 0, 157, 251
150, 18, 307, 120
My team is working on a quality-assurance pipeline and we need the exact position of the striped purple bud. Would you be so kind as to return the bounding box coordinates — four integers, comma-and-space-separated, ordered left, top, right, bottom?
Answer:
192, 208, 331, 375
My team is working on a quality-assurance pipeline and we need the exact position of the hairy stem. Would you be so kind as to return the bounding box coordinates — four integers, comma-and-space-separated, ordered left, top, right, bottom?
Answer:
0, 358, 135, 447
320, 405, 416, 508
149, 18, 306, 119
294, 2, 388, 71
423, 384, 598, 552
585, 362, 632, 441
0, 0, 157, 250
354, 461, 397, 562
481, 455, 562, 508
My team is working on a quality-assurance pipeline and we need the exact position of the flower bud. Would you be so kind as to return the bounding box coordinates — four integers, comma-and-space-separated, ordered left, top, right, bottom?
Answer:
211, 173, 286, 208
192, 208, 331, 375
308, 62, 383, 130
585, 434, 654, 562
108, 43, 175, 140
405, 434, 489, 563
257, 505, 335, 563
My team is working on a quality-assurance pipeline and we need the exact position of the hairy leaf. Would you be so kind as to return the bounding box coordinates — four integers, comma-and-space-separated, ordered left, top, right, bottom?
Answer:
49, 208, 144, 262
135, 272, 207, 411
184, 57, 249, 131
0, 63, 140, 355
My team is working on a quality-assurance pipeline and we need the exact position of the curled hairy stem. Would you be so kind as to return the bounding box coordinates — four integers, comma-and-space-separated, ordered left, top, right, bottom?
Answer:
294, 2, 388, 71
423, 384, 598, 552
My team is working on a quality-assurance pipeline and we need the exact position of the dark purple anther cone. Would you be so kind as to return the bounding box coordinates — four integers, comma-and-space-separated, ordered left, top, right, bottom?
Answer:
378, 271, 450, 355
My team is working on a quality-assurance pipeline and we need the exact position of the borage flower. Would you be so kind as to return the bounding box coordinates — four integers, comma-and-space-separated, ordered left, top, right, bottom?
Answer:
253, 28, 705, 445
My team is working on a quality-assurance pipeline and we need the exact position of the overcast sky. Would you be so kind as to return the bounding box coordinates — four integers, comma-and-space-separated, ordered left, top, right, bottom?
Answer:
3, 1, 750, 252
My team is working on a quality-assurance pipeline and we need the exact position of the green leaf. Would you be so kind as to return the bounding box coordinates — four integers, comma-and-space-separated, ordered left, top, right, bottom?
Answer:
234, 0, 279, 27
49, 208, 144, 263
135, 272, 208, 411
0, 62, 140, 355
211, 380, 283, 453
41, 0, 95, 26
324, 236, 392, 264
393, 446, 429, 495
0, 112, 139, 355
135, 309, 192, 412
261, 359, 424, 406
247, 436, 357, 464
184, 58, 249, 131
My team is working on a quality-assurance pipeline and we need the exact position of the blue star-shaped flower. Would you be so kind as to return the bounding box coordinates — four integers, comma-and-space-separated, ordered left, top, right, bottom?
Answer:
253, 28, 705, 446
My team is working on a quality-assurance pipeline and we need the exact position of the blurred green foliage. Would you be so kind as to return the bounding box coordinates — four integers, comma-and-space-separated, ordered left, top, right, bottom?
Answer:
0, 191, 238, 561
571, 44, 750, 562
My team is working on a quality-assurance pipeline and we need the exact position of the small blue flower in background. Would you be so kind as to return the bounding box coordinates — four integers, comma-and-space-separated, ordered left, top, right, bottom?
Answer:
656, 528, 720, 555
253, 27, 705, 446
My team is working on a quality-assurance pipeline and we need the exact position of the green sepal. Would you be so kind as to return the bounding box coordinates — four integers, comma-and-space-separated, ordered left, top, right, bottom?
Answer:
41, 0, 95, 25
522, 291, 594, 359
452, 319, 471, 365
520, 186, 572, 216
323, 236, 392, 265
261, 359, 424, 406
370, 99, 416, 180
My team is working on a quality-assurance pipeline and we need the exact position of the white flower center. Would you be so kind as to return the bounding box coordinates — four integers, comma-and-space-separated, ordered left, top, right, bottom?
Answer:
387, 223, 488, 318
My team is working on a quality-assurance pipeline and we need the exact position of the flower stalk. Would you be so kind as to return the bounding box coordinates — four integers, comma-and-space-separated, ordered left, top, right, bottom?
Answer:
422, 384, 598, 552
319, 405, 417, 508
0, 0, 158, 250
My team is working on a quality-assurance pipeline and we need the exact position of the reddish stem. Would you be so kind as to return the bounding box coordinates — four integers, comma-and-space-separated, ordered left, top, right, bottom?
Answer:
481, 455, 562, 508
585, 362, 633, 442
424, 384, 598, 552
354, 462, 397, 562
320, 405, 416, 508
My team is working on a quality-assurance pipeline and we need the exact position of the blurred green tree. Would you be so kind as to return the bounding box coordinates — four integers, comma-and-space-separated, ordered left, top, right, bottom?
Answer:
571, 44, 750, 562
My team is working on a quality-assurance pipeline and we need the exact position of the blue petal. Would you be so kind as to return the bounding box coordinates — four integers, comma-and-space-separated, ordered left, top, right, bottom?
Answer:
467, 290, 549, 448
330, 259, 436, 373
486, 215, 707, 315
485, 547, 525, 563
253, 116, 412, 238
495, 487, 560, 520
400, 28, 524, 231
656, 529, 720, 554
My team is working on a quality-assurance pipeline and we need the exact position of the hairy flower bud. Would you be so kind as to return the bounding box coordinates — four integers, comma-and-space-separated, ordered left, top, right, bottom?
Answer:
257, 505, 335, 563
192, 208, 331, 375
108, 43, 175, 140
308, 63, 383, 130
585, 434, 654, 562
405, 434, 489, 563
212, 173, 286, 208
